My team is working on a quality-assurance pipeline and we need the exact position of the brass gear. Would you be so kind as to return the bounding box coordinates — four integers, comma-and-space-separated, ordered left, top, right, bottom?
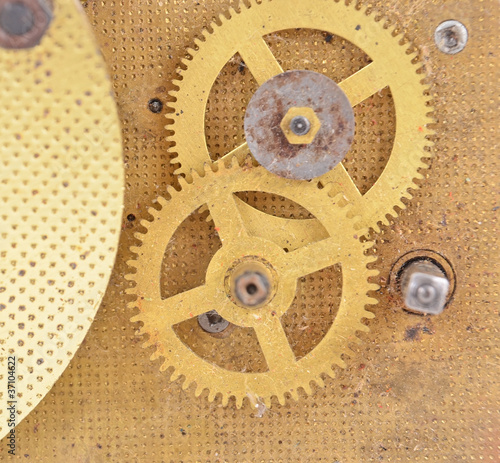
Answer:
167, 0, 434, 232
126, 161, 378, 407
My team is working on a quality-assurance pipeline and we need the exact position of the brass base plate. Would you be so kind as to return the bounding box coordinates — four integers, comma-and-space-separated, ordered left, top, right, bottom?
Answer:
1, 0, 498, 461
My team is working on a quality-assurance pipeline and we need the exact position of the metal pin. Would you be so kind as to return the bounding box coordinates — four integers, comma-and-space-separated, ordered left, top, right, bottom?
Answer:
401, 260, 450, 315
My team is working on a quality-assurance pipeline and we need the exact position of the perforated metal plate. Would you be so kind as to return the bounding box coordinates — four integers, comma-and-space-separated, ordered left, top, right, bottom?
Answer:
1, 0, 498, 461
0, 0, 123, 441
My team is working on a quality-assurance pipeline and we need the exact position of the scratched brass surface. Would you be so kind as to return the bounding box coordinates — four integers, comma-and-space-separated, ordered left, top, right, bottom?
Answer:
2, 0, 498, 461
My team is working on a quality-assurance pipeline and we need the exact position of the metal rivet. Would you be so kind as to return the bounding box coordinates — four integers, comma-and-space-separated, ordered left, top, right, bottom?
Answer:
290, 115, 311, 136
148, 98, 163, 113
401, 260, 450, 315
434, 20, 468, 55
198, 310, 230, 333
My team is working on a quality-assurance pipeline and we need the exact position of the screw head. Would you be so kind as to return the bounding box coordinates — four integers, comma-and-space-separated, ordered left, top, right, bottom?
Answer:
234, 271, 270, 307
434, 20, 468, 55
198, 310, 230, 333
148, 98, 163, 113
290, 115, 311, 136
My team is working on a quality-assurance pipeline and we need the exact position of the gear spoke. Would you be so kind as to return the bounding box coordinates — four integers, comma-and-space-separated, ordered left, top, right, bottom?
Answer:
234, 196, 329, 251
238, 37, 284, 85
222, 142, 251, 165
208, 191, 248, 245
254, 316, 296, 371
338, 61, 387, 107
319, 162, 362, 199
279, 236, 341, 280
160, 285, 213, 326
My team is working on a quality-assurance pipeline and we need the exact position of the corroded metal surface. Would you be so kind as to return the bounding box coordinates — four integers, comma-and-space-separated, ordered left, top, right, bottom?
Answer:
244, 70, 354, 180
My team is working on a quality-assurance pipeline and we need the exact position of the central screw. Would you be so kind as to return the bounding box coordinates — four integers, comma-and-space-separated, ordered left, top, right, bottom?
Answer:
289, 115, 311, 136
234, 271, 270, 307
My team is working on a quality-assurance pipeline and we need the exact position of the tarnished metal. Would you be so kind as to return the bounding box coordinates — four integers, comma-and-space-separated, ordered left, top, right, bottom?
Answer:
0, 0, 52, 49
244, 70, 354, 180
434, 20, 468, 55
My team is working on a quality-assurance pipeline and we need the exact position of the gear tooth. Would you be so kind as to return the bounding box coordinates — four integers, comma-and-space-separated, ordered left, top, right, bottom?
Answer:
157, 196, 169, 207
125, 286, 137, 295
129, 246, 142, 255
200, 28, 211, 40
366, 296, 379, 306
127, 303, 139, 313
334, 356, 347, 369
221, 393, 229, 407
132, 230, 146, 242
402, 190, 414, 200
277, 393, 287, 406
235, 394, 244, 409
177, 175, 190, 189
370, 222, 382, 234
302, 382, 313, 396
171, 78, 182, 90
208, 389, 216, 402
289, 388, 299, 401
264, 396, 274, 408
170, 369, 181, 382
194, 37, 205, 48
315, 376, 325, 388
167, 89, 178, 99
129, 311, 141, 321
194, 383, 204, 397
186, 47, 196, 58
356, 322, 370, 333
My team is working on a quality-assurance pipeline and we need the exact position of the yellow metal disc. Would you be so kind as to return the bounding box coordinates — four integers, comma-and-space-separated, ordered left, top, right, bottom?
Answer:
127, 161, 378, 407
0, 0, 123, 438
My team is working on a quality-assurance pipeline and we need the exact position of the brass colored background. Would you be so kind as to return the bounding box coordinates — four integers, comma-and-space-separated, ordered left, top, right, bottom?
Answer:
2, 0, 499, 461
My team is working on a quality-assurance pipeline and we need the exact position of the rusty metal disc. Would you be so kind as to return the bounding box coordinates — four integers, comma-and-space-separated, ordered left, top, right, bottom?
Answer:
244, 70, 355, 180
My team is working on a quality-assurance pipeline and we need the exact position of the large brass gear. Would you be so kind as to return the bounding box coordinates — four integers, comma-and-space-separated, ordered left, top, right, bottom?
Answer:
167, 0, 434, 232
126, 161, 378, 407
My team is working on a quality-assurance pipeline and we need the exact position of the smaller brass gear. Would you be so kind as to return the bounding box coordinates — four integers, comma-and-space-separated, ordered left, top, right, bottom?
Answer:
126, 161, 378, 407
